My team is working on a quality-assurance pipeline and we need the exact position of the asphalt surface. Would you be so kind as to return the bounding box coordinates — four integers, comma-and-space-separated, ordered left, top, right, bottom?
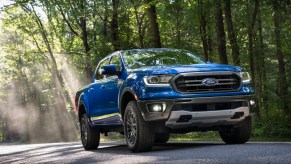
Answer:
0, 141, 291, 164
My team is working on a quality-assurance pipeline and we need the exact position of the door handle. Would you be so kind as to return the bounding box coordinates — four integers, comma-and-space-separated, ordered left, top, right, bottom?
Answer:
101, 85, 106, 89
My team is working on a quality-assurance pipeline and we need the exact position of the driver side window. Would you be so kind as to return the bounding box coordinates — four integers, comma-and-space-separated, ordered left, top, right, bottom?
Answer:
109, 54, 121, 71
95, 58, 109, 80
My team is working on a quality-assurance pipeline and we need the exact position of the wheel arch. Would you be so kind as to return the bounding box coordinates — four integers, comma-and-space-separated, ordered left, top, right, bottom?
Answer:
77, 93, 90, 122
78, 102, 86, 122
119, 87, 137, 120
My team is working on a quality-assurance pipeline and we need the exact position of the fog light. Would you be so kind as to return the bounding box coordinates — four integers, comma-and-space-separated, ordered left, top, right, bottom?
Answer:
152, 104, 162, 112
250, 100, 256, 106
147, 103, 166, 112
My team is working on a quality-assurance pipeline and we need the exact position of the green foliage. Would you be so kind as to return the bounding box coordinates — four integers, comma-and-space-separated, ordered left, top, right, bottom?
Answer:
171, 132, 220, 141
0, 0, 290, 142
253, 104, 291, 137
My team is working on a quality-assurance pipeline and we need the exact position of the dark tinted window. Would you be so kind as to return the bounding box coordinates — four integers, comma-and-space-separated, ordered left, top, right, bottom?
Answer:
122, 49, 205, 69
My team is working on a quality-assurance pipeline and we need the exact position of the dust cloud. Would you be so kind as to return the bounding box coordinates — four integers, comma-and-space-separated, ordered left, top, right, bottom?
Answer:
58, 55, 85, 103
0, 55, 85, 143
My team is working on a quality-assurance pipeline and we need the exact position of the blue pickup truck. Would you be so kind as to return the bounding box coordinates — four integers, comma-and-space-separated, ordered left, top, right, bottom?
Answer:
75, 48, 256, 152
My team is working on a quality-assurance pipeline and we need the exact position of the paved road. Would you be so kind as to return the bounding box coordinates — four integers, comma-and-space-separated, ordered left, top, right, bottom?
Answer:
0, 141, 291, 163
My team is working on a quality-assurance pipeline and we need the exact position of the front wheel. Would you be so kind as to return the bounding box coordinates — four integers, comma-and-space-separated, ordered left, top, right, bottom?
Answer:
219, 117, 252, 144
80, 114, 100, 150
124, 101, 154, 152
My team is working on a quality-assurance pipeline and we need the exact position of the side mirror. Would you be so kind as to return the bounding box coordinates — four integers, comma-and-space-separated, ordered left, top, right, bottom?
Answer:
100, 64, 121, 76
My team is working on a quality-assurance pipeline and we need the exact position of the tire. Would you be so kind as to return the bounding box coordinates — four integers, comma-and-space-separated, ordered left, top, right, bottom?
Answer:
155, 133, 170, 144
80, 114, 100, 150
124, 101, 154, 152
219, 117, 252, 144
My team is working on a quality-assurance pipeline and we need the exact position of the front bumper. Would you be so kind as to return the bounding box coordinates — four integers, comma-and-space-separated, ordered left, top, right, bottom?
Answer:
165, 107, 249, 129
137, 95, 255, 129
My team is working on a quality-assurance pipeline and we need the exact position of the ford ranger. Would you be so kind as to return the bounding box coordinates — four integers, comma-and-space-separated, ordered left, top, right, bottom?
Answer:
75, 48, 256, 152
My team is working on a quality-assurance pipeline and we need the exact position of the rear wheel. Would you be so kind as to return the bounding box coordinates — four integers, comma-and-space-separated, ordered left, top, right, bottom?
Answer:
155, 133, 170, 143
80, 114, 100, 150
124, 101, 154, 152
219, 117, 252, 144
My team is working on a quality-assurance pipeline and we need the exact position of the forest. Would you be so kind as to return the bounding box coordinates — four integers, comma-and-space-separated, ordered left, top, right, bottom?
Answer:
0, 0, 290, 143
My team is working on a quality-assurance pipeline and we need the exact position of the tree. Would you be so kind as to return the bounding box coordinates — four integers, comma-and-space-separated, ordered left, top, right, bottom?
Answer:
248, 0, 258, 79
256, 3, 269, 119
273, 0, 289, 114
145, 0, 162, 48
79, 0, 94, 80
0, 0, 291, 142
198, 0, 209, 61
214, 0, 228, 64
111, 0, 120, 50
129, 0, 147, 48
224, 0, 240, 65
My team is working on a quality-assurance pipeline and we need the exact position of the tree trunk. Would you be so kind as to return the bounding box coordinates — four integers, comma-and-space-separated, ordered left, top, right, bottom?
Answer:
0, 114, 4, 141
3, 116, 9, 141
79, 1, 93, 81
174, 0, 182, 47
130, 0, 145, 48
1, 118, 3, 141
111, 0, 120, 51
257, 5, 269, 120
92, 1, 99, 59
0, 115, 2, 141
103, 0, 108, 37
125, 10, 131, 48
100, 0, 110, 56
224, 0, 240, 65
214, 0, 228, 64
56, 3, 79, 36
273, 0, 289, 114
198, 0, 209, 61
207, 24, 213, 61
33, 11, 72, 108
247, 0, 259, 117
145, 0, 162, 48
247, 0, 258, 86
25, 5, 79, 139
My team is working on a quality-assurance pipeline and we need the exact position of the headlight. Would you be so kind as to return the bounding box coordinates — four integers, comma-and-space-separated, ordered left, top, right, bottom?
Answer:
143, 75, 174, 86
239, 72, 251, 83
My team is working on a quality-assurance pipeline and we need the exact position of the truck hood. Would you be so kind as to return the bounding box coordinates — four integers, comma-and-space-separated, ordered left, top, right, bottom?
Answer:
128, 64, 243, 75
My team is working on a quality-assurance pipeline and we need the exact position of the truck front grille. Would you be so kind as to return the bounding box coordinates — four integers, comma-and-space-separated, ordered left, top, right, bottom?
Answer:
172, 72, 241, 93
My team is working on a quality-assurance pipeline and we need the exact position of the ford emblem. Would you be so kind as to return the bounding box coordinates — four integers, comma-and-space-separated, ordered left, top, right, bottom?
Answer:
202, 78, 218, 87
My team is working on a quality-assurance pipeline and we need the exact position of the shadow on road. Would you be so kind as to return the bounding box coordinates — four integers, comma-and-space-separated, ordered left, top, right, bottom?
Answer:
95, 141, 224, 154
1, 141, 291, 163
0, 141, 247, 164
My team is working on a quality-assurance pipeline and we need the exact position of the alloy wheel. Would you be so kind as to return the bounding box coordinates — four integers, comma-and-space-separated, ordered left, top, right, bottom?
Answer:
126, 110, 137, 146
81, 117, 88, 145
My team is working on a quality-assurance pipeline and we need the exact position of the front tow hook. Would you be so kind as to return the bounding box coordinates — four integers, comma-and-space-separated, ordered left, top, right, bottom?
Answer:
176, 115, 192, 122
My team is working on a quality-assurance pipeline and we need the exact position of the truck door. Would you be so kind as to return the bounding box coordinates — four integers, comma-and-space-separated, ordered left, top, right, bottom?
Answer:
101, 53, 121, 114
87, 58, 109, 118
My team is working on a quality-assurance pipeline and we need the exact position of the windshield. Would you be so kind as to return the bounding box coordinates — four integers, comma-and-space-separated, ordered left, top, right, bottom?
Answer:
122, 49, 206, 69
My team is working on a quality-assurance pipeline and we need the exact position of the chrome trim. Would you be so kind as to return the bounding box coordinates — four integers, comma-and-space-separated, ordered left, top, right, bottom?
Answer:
165, 107, 249, 129
90, 113, 121, 121
171, 71, 242, 94
143, 75, 175, 86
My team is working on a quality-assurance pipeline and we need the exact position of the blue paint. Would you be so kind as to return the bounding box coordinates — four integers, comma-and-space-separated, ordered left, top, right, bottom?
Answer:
75, 48, 254, 127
